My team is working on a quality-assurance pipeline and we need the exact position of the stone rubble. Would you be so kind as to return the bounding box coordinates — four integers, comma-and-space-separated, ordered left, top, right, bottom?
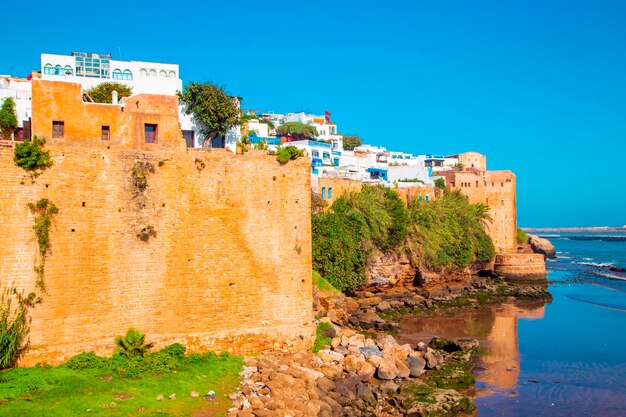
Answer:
226, 327, 477, 417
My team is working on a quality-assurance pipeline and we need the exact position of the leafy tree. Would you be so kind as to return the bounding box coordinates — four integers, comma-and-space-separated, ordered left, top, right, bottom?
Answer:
85, 82, 132, 104
0, 97, 18, 140
258, 118, 275, 131
434, 178, 446, 189
276, 122, 318, 141
342, 135, 362, 150
114, 328, 154, 358
178, 82, 240, 147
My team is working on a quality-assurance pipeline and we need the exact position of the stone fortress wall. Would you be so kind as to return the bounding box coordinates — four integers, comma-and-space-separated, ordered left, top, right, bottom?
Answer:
0, 80, 314, 365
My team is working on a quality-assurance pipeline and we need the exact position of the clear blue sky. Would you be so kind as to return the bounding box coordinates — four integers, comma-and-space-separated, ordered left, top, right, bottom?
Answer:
2, 1, 625, 227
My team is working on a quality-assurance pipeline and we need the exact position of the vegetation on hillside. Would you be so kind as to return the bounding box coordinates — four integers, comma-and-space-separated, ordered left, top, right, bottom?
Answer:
517, 227, 528, 244
85, 82, 132, 104
312, 185, 495, 292
275, 122, 318, 141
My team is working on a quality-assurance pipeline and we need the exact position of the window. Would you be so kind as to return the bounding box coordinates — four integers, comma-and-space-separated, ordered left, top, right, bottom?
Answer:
328, 188, 333, 199
101, 126, 110, 141
112, 69, 123, 79
123, 69, 133, 80
476, 181, 479, 187
167, 71, 176, 78
425, 195, 430, 201
54, 65, 63, 75
43, 64, 53, 75
63, 65, 73, 75
140, 68, 148, 77
74, 52, 110, 78
159, 70, 167, 77
52, 121, 64, 138
312, 151, 319, 157
322, 187, 327, 199
144, 124, 158, 143
333, 158, 339, 166
149, 69, 157, 77
323, 152, 330, 159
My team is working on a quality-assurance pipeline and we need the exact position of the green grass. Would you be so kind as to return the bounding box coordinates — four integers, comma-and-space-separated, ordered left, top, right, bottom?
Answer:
0, 352, 243, 417
311, 322, 334, 352
312, 270, 338, 292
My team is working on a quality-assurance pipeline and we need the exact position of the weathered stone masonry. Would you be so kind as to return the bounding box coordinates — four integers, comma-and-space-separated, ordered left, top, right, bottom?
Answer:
0, 80, 315, 366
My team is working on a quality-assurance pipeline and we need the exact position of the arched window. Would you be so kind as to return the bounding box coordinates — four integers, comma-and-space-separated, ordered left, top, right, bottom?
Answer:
44, 64, 53, 75
159, 70, 167, 77
112, 69, 123, 80
328, 188, 333, 199
54, 64, 63, 75
64, 65, 73, 75
322, 187, 327, 199
167, 71, 176, 78
123, 69, 133, 80
149, 69, 157, 77
425, 195, 430, 202
140, 68, 148, 77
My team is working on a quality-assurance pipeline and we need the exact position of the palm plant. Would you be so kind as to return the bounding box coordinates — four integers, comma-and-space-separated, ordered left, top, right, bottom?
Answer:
114, 328, 154, 358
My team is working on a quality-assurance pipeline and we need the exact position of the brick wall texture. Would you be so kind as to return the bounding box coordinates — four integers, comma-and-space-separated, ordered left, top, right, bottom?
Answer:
0, 146, 314, 366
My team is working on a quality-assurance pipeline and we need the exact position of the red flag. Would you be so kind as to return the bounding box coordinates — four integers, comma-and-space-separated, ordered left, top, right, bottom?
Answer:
325, 110, 331, 123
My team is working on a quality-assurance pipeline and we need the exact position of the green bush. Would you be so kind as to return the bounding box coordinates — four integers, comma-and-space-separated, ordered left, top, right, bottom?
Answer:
114, 328, 154, 359
275, 145, 304, 163
159, 342, 186, 358
0, 288, 30, 370
61, 352, 106, 370
312, 186, 496, 292
13, 136, 52, 172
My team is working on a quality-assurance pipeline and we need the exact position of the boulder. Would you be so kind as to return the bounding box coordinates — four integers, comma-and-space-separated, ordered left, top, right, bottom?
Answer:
356, 361, 376, 382
408, 355, 426, 377
377, 357, 399, 380
376, 300, 392, 312
359, 345, 382, 359
528, 234, 556, 259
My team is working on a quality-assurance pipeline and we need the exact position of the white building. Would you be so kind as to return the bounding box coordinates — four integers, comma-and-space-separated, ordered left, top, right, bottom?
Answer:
40, 52, 182, 96
0, 75, 33, 140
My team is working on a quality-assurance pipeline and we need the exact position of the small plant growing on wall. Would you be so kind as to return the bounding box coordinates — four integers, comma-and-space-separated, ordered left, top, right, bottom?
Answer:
274, 145, 304, 164
137, 225, 157, 242
14, 136, 53, 174
0, 287, 38, 369
131, 161, 155, 194
27, 198, 59, 291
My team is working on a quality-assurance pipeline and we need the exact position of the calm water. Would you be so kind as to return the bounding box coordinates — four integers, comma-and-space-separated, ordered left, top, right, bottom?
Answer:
397, 233, 626, 417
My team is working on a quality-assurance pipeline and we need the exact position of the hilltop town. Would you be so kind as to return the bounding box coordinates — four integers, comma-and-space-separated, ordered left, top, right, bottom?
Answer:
0, 52, 549, 416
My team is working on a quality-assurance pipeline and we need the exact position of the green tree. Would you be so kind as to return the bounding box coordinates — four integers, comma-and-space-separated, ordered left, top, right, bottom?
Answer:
342, 135, 362, 150
85, 82, 133, 104
13, 136, 52, 171
178, 82, 240, 147
114, 328, 154, 358
276, 122, 318, 141
0, 97, 18, 140
434, 178, 446, 189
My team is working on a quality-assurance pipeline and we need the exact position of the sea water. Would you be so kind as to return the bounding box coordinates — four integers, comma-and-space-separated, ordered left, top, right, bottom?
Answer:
397, 233, 626, 416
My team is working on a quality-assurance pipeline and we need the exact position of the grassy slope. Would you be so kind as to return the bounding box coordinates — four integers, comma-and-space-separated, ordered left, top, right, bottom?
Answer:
0, 356, 243, 417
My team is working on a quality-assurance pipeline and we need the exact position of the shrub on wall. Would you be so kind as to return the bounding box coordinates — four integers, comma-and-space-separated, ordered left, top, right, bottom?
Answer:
27, 198, 59, 291
13, 136, 52, 172
0, 288, 33, 369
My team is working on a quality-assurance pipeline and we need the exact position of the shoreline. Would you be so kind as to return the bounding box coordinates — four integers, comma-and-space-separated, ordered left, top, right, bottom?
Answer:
226, 277, 550, 416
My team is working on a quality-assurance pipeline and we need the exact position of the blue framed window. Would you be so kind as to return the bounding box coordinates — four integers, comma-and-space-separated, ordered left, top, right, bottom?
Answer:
328, 188, 333, 199
312, 151, 319, 157
333, 158, 339, 166
322, 187, 327, 199
425, 195, 430, 201
43, 64, 53, 75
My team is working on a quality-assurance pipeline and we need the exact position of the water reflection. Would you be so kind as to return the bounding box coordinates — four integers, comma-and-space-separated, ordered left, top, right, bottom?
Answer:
397, 300, 547, 393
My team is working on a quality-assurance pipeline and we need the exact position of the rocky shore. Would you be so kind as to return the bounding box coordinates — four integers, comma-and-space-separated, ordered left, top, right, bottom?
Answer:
226, 276, 551, 416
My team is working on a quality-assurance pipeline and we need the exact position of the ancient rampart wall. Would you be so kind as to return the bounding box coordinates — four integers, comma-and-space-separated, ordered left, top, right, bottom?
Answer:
0, 146, 314, 366
493, 253, 546, 281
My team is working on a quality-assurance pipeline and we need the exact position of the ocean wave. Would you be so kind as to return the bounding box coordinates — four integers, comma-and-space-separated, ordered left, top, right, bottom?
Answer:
574, 261, 614, 268
567, 235, 626, 242
589, 271, 626, 281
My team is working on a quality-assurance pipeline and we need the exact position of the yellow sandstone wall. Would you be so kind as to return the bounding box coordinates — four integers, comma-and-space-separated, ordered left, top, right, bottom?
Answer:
0, 146, 314, 366
316, 177, 362, 205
